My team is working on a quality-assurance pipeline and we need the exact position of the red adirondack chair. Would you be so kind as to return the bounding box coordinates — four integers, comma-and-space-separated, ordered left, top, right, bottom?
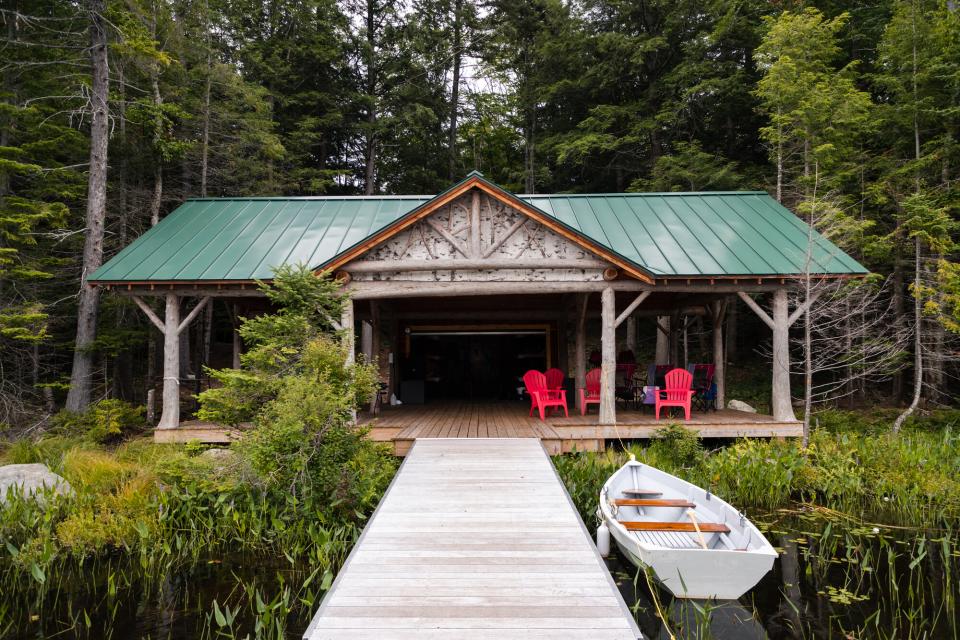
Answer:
523, 370, 569, 420
655, 368, 695, 421
579, 368, 602, 415
545, 367, 565, 391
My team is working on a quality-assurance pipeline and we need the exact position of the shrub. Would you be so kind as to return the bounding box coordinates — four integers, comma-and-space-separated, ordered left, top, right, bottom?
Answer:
648, 423, 704, 468
197, 266, 381, 521
50, 399, 145, 443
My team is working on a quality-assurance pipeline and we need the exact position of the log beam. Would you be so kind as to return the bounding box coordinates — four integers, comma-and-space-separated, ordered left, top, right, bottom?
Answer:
614, 291, 651, 328
343, 258, 609, 272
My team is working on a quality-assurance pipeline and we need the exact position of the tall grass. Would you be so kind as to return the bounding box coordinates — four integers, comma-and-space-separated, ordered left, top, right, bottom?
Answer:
0, 435, 397, 638
554, 412, 960, 640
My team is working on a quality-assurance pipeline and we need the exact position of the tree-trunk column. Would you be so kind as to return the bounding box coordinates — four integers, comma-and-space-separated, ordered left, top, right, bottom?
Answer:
599, 287, 616, 425
771, 289, 796, 421
342, 298, 355, 365
575, 294, 587, 411
158, 293, 181, 429
655, 315, 670, 363
712, 300, 725, 410
626, 315, 637, 355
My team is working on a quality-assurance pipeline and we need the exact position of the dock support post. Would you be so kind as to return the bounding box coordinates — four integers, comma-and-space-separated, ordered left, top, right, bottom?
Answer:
599, 287, 616, 425
575, 293, 588, 412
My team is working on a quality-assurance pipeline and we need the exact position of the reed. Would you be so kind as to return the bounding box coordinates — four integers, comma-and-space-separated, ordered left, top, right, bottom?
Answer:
555, 413, 960, 640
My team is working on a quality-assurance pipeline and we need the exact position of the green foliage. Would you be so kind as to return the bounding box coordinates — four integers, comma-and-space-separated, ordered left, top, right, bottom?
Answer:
648, 423, 703, 468
199, 265, 380, 515
557, 410, 960, 529
630, 141, 745, 192
50, 400, 146, 444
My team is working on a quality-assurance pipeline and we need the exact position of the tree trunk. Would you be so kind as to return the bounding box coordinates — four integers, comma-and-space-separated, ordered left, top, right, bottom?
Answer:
447, 0, 462, 181
149, 65, 163, 225
894, 237, 923, 432
200, 48, 212, 197
363, 0, 377, 195
65, 0, 110, 412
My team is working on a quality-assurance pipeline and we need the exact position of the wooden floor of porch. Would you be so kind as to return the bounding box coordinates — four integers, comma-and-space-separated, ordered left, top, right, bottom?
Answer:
363, 402, 802, 456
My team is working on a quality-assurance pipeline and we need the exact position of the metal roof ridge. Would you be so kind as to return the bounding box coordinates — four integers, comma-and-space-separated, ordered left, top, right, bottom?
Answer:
183, 191, 771, 202
184, 195, 434, 201
520, 191, 771, 197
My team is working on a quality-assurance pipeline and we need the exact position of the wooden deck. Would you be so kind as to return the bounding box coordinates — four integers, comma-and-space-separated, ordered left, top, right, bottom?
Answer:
365, 402, 802, 456
303, 438, 642, 640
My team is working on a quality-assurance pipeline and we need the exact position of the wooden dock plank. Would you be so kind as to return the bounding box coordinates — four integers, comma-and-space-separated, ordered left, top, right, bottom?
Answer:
304, 439, 641, 640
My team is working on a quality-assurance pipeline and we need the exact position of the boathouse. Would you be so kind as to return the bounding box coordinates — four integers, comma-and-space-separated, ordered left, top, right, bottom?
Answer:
88, 172, 866, 451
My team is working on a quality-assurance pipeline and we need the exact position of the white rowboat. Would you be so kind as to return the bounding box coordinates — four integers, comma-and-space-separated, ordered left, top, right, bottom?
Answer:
598, 458, 777, 600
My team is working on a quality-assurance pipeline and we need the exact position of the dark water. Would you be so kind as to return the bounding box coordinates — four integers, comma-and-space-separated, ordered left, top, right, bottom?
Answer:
8, 515, 959, 639
608, 513, 960, 639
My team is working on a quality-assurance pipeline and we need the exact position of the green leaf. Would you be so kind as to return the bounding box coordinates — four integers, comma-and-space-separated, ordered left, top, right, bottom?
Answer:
320, 569, 333, 591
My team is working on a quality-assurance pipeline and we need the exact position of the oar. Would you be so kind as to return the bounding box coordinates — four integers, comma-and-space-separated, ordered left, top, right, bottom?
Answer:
686, 510, 708, 550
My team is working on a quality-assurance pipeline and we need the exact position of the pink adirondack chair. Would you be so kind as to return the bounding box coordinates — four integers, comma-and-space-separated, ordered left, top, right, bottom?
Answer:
545, 367, 565, 391
579, 368, 602, 415
523, 370, 569, 420
655, 368, 695, 421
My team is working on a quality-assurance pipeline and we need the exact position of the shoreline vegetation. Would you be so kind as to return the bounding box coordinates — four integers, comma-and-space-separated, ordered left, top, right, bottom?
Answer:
0, 408, 957, 638
554, 413, 960, 639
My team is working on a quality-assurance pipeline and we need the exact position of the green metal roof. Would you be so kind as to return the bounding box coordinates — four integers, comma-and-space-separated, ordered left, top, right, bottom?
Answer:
89, 181, 866, 283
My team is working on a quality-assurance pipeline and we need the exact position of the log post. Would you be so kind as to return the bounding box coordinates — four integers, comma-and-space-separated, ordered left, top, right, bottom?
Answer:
231, 302, 242, 369
159, 293, 181, 429
771, 289, 795, 422
368, 301, 381, 413
669, 310, 680, 366
342, 298, 355, 365
655, 315, 670, 363
711, 300, 726, 410
626, 316, 636, 355
575, 293, 588, 411
599, 287, 616, 425
737, 290, 795, 422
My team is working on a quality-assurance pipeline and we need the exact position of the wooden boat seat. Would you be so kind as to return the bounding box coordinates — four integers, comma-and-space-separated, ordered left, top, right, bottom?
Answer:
619, 521, 730, 533
615, 499, 696, 508
621, 489, 663, 496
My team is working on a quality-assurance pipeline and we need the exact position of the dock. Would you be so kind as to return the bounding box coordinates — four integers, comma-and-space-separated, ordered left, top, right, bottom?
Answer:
304, 438, 642, 639
365, 402, 802, 456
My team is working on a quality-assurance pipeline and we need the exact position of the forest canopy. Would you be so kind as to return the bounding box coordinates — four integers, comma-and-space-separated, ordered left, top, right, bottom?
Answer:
0, 0, 958, 427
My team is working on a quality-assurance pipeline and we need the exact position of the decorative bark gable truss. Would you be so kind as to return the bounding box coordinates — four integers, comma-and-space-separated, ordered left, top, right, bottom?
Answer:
343, 190, 616, 283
